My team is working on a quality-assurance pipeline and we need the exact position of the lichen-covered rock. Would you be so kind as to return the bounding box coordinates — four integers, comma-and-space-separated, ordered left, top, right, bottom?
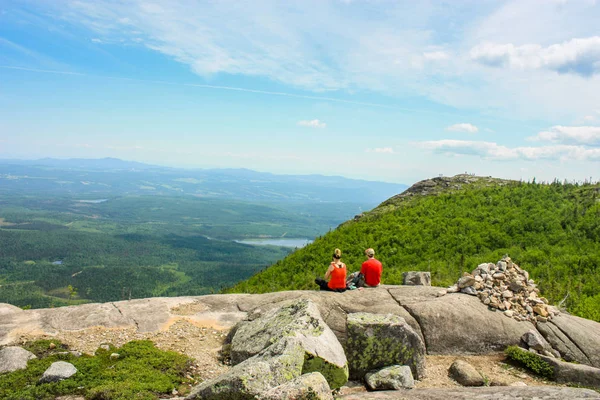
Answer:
186, 338, 305, 400
345, 313, 425, 380
365, 365, 414, 390
259, 372, 333, 400
402, 272, 431, 286
0, 346, 37, 374
231, 299, 348, 389
39, 361, 77, 383
448, 360, 485, 387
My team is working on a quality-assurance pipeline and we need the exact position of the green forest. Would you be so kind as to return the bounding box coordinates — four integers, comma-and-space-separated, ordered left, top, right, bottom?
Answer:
229, 179, 600, 322
0, 194, 363, 308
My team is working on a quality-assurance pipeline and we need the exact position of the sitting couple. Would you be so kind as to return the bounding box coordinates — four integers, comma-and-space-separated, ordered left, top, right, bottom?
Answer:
314, 248, 382, 292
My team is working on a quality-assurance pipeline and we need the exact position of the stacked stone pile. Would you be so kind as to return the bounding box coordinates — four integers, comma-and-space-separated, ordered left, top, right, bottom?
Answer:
447, 257, 560, 323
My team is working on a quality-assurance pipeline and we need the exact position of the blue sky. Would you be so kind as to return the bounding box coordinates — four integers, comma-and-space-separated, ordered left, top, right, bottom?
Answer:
1, 0, 599, 184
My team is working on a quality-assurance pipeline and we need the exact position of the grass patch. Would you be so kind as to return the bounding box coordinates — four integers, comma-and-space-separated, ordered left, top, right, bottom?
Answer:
505, 345, 554, 378
0, 340, 195, 400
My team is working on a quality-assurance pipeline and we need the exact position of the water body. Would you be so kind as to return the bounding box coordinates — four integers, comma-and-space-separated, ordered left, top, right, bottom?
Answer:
77, 199, 108, 203
235, 238, 313, 248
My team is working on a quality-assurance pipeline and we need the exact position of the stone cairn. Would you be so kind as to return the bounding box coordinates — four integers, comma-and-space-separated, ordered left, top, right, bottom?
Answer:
447, 256, 559, 323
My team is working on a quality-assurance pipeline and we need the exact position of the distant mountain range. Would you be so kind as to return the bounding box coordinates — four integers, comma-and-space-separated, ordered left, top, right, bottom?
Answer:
0, 158, 407, 205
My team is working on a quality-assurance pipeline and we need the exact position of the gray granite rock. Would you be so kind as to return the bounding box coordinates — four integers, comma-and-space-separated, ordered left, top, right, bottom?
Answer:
259, 372, 333, 400
398, 294, 534, 354
539, 354, 600, 388
345, 313, 425, 380
365, 365, 415, 390
337, 386, 600, 399
186, 338, 305, 400
39, 361, 77, 383
402, 272, 431, 286
0, 346, 37, 374
448, 359, 484, 386
230, 299, 348, 389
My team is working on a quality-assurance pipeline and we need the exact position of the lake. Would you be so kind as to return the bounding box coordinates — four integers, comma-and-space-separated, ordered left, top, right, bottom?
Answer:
77, 199, 108, 204
235, 238, 313, 248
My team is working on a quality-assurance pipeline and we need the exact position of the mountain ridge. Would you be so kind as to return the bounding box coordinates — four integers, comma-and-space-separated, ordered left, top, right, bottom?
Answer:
230, 174, 600, 322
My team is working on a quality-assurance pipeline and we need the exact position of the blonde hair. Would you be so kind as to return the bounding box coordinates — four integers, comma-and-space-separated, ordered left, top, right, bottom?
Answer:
333, 248, 342, 259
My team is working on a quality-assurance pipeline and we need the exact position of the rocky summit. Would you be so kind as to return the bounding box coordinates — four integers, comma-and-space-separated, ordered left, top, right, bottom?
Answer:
1, 270, 600, 399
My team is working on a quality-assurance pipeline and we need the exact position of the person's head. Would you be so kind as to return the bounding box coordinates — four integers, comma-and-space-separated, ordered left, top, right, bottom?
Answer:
365, 248, 375, 258
332, 248, 342, 261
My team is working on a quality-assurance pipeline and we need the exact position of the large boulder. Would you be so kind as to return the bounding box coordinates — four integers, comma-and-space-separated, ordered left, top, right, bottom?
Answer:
345, 313, 425, 380
398, 293, 534, 354
0, 346, 37, 374
402, 272, 431, 286
230, 299, 348, 389
365, 365, 415, 390
259, 372, 333, 400
539, 314, 600, 368
448, 360, 485, 387
39, 361, 77, 383
186, 338, 305, 400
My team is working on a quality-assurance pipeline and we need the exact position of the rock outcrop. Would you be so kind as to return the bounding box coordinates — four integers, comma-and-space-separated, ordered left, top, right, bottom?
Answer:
538, 354, 600, 388
3, 281, 600, 397
338, 387, 600, 399
396, 291, 534, 354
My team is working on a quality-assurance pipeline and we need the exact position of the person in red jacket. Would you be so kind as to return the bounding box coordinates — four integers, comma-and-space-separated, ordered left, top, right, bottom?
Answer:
360, 248, 382, 287
315, 248, 347, 292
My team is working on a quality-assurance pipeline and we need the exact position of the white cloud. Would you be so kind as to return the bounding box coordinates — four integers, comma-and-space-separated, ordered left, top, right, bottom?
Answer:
584, 115, 596, 121
446, 123, 479, 133
530, 126, 600, 146
17, 0, 600, 121
297, 119, 326, 129
419, 139, 600, 161
423, 51, 450, 61
91, 38, 103, 43
366, 147, 394, 154
470, 37, 600, 77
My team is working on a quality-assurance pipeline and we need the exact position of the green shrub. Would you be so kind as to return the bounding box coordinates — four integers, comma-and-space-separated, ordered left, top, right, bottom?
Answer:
0, 340, 194, 400
505, 345, 554, 378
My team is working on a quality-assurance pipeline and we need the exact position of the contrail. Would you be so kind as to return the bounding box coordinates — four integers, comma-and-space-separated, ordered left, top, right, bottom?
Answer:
0, 65, 540, 128
0, 65, 402, 110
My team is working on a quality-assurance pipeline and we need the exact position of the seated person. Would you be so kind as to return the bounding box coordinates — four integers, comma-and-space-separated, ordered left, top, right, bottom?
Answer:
360, 248, 382, 287
315, 248, 347, 292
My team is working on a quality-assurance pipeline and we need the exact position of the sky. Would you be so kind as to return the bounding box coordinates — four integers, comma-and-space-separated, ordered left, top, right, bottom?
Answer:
1, 0, 599, 185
